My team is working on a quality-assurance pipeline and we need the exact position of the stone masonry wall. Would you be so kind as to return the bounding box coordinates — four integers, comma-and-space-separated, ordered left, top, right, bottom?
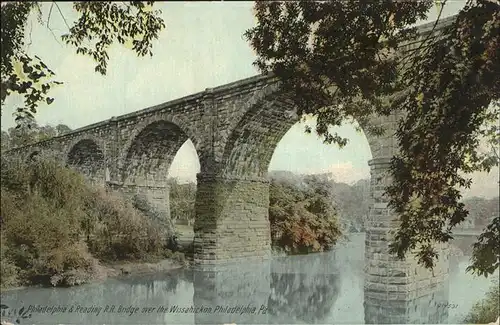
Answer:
450, 236, 475, 256
192, 174, 271, 265
364, 158, 449, 304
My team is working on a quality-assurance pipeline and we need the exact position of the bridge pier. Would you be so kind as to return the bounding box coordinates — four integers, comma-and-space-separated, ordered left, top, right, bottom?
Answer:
364, 158, 450, 323
192, 173, 271, 265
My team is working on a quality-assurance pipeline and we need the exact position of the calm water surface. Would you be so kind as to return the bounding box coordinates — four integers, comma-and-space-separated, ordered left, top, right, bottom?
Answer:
1, 234, 496, 324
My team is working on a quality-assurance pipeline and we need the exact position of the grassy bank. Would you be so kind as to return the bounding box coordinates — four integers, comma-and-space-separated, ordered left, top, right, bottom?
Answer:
0, 158, 185, 290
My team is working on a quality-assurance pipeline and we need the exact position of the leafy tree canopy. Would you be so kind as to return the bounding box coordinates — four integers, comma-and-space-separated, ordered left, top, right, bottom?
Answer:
269, 174, 343, 254
463, 196, 500, 229
1, 1, 165, 125
246, 0, 500, 276
1, 122, 71, 151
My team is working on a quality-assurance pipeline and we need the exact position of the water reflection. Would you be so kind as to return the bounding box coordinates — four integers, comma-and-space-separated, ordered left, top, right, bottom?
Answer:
364, 282, 450, 324
1, 271, 194, 324
1, 243, 495, 324
191, 260, 271, 324
268, 253, 340, 324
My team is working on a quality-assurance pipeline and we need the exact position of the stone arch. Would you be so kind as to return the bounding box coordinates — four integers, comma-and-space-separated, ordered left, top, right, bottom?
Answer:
220, 93, 301, 178
66, 138, 106, 185
121, 119, 199, 186
360, 113, 401, 160
120, 114, 201, 172
220, 93, 379, 179
120, 119, 201, 228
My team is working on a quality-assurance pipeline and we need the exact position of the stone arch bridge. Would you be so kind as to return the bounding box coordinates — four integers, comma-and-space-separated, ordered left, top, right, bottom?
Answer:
4, 73, 397, 259
3, 17, 455, 306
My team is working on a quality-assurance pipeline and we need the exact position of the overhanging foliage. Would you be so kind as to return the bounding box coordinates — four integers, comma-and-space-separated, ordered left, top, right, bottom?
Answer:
245, 0, 500, 275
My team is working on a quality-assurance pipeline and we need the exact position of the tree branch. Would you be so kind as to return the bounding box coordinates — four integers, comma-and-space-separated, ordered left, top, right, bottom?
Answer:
396, 0, 448, 70
406, 0, 447, 68
26, 17, 33, 47
418, 0, 447, 49
46, 3, 62, 46
47, 2, 53, 28
53, 1, 71, 31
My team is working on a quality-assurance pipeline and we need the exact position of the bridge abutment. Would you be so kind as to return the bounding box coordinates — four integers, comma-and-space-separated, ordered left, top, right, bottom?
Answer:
192, 173, 271, 265
364, 158, 450, 323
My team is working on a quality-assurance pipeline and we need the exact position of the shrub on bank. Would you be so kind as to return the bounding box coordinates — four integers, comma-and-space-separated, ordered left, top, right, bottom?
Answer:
85, 188, 166, 261
0, 234, 19, 289
463, 280, 499, 324
163, 249, 188, 266
1, 192, 97, 286
269, 177, 343, 254
0, 158, 174, 288
0, 158, 95, 288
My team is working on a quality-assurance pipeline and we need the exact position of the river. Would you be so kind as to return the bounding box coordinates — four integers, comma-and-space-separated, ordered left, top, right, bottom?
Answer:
1, 233, 496, 324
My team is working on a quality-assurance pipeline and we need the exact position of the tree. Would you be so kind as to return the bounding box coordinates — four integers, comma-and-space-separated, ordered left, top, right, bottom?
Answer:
1, 1, 166, 126
463, 279, 499, 324
245, 0, 499, 276
268, 171, 372, 232
1, 122, 72, 150
269, 174, 343, 254
55, 123, 71, 135
463, 196, 500, 229
167, 178, 196, 225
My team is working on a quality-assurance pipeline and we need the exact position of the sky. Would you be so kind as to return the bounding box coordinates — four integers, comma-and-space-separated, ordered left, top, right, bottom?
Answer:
1, 1, 498, 198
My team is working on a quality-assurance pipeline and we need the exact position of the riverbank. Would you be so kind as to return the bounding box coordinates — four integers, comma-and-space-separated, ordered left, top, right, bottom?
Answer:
100, 257, 187, 278
0, 256, 188, 293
